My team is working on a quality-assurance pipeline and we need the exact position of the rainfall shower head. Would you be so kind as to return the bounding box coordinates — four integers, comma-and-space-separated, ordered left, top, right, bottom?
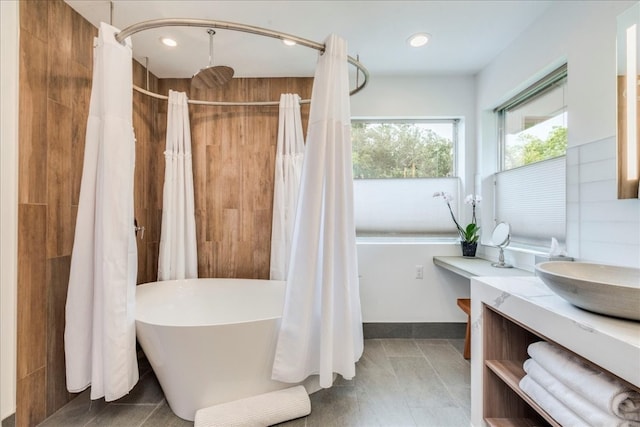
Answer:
191, 29, 234, 89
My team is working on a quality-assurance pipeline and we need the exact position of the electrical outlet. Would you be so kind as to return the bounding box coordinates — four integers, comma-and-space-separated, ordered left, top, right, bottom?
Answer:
415, 265, 424, 279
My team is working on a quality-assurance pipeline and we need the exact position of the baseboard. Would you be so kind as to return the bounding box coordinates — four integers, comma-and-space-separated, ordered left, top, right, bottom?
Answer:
363, 322, 466, 339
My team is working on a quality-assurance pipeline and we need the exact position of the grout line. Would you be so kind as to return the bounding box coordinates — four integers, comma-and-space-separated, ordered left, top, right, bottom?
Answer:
81, 400, 107, 427
384, 340, 418, 427
136, 400, 166, 427
110, 403, 160, 406
415, 339, 466, 411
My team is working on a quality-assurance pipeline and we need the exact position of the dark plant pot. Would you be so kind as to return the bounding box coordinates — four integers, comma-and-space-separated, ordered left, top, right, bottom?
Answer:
461, 241, 477, 258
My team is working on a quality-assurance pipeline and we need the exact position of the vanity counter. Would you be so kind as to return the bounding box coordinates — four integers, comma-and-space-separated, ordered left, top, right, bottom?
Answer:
433, 255, 533, 278
470, 275, 640, 426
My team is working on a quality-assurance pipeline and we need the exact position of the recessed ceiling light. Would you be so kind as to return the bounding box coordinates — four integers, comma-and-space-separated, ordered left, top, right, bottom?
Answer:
160, 37, 177, 47
282, 39, 296, 46
408, 33, 430, 48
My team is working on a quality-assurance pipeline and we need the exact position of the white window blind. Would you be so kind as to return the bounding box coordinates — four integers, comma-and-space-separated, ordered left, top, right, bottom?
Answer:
353, 177, 460, 236
494, 156, 566, 246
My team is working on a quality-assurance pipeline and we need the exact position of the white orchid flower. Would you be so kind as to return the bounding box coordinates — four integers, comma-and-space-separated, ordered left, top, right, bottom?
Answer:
464, 194, 482, 205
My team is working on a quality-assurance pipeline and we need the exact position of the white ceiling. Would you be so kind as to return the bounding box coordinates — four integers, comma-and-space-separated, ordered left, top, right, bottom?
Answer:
65, 0, 554, 80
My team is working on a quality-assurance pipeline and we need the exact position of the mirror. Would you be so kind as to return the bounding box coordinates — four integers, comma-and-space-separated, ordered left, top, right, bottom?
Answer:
491, 222, 513, 268
617, 2, 640, 199
491, 222, 510, 246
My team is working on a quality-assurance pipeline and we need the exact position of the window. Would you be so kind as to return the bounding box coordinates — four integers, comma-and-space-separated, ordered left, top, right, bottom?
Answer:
351, 120, 457, 178
494, 65, 568, 247
497, 64, 568, 170
351, 119, 461, 237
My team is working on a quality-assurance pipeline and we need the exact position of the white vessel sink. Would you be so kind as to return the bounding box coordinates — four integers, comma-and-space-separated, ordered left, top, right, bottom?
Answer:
535, 261, 640, 321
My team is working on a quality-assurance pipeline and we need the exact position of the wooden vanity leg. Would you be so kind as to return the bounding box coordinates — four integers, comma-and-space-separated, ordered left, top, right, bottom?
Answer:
457, 298, 471, 359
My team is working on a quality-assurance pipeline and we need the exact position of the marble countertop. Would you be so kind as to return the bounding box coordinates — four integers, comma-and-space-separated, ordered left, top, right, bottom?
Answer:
470, 275, 640, 387
433, 255, 534, 278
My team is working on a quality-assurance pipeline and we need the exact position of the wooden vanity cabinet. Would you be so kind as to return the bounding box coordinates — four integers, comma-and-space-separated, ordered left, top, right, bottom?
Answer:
482, 304, 561, 427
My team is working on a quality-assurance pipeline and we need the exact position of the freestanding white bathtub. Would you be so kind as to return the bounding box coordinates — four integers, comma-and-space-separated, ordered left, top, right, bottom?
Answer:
135, 278, 316, 421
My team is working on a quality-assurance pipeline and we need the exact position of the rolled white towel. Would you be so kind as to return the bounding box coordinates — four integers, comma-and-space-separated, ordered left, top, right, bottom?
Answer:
519, 374, 589, 427
528, 341, 640, 421
194, 386, 311, 427
524, 359, 640, 427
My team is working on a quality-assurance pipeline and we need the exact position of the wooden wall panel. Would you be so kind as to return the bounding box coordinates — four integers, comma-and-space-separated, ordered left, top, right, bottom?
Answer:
16, 368, 46, 427
132, 61, 161, 284
158, 77, 313, 279
17, 2, 98, 424
19, 0, 48, 42
70, 61, 92, 206
18, 30, 47, 204
70, 9, 94, 69
46, 256, 73, 414
46, 0, 73, 107
46, 100, 73, 258
16, 204, 47, 380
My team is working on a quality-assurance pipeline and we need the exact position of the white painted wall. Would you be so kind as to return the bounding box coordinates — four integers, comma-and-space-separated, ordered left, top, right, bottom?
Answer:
0, 0, 19, 420
351, 75, 477, 323
476, 0, 640, 271
358, 243, 470, 322
351, 75, 477, 201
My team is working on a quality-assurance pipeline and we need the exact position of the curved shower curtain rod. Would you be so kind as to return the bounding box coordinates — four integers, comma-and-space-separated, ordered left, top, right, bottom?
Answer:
114, 18, 369, 106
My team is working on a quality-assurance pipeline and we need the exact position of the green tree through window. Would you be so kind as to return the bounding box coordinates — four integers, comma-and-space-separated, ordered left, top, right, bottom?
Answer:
351, 122, 454, 178
505, 126, 567, 169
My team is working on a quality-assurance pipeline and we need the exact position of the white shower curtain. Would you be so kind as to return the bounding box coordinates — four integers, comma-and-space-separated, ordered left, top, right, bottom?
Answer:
64, 22, 138, 401
270, 93, 305, 280
271, 34, 364, 388
158, 90, 198, 280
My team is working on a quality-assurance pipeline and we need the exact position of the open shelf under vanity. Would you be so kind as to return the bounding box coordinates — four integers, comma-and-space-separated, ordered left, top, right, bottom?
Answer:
480, 302, 640, 427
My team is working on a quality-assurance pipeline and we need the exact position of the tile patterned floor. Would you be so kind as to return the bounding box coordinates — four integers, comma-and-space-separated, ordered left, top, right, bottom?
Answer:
38, 339, 470, 427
